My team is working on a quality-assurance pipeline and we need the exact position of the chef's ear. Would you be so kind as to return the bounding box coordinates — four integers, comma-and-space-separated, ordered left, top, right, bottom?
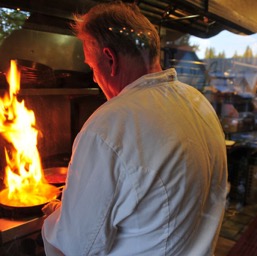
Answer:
103, 47, 118, 77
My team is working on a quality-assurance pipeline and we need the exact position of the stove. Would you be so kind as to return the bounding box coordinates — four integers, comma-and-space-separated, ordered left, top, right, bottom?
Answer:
0, 155, 67, 255
0, 216, 44, 244
0, 215, 45, 255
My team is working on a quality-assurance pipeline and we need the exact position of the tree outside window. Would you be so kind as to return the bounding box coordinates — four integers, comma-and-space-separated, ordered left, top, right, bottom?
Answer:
0, 8, 29, 46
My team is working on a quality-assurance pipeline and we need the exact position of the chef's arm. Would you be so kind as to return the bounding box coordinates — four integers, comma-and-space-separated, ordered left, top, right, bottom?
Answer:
42, 130, 122, 255
42, 208, 65, 256
42, 199, 61, 216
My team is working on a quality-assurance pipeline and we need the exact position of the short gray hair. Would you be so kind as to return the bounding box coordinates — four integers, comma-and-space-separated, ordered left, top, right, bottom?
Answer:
73, 1, 160, 63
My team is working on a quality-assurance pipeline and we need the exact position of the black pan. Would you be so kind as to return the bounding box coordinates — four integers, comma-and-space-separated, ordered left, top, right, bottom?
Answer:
0, 167, 66, 219
0, 201, 47, 219
0, 185, 61, 219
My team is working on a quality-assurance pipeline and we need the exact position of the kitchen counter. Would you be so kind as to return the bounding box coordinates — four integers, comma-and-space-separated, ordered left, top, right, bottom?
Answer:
0, 216, 44, 244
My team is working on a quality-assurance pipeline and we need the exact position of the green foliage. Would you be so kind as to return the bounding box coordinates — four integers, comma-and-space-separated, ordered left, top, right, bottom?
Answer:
205, 45, 255, 59
0, 8, 29, 45
217, 51, 226, 58
233, 51, 240, 58
205, 47, 216, 59
243, 45, 253, 59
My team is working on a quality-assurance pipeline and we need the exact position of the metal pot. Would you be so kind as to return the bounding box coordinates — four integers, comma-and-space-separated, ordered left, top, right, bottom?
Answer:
44, 167, 68, 186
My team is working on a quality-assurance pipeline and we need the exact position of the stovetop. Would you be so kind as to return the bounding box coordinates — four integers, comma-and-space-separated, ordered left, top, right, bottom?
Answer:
0, 193, 46, 245
0, 216, 45, 244
0, 153, 68, 246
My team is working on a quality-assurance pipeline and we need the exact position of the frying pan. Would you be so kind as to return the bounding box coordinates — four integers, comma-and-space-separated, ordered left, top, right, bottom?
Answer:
0, 200, 60, 219
0, 200, 48, 219
0, 167, 67, 219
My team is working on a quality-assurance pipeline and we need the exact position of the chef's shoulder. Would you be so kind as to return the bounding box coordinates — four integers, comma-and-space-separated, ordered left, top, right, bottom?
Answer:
81, 95, 131, 133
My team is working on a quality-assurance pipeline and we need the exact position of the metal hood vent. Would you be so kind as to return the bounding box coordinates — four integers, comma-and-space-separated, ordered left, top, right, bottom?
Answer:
0, 0, 256, 38
136, 0, 257, 38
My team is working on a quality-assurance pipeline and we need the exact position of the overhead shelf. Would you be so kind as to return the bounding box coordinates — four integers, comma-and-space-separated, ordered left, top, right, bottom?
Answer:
0, 88, 100, 96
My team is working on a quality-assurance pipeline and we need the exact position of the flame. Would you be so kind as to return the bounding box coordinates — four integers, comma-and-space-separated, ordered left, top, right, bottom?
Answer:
0, 60, 59, 207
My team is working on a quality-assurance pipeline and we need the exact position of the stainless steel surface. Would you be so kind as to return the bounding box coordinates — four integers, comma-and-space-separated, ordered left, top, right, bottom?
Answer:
0, 216, 44, 244
9, 88, 99, 96
0, 29, 87, 73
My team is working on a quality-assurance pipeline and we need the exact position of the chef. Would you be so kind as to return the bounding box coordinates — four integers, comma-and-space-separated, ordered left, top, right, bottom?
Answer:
42, 2, 228, 255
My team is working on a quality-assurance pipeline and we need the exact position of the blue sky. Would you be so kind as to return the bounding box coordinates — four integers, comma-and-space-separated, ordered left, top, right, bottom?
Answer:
190, 30, 257, 59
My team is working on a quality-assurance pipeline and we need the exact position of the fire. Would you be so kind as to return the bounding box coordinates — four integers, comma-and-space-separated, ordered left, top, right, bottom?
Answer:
0, 60, 59, 207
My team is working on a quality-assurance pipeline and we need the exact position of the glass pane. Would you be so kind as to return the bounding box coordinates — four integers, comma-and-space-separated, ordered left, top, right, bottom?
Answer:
162, 30, 257, 137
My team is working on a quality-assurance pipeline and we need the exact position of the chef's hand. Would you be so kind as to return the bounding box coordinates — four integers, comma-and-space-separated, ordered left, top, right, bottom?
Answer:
42, 199, 61, 216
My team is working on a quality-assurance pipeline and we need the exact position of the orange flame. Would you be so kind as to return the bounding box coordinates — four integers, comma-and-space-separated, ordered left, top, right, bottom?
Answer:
0, 60, 59, 207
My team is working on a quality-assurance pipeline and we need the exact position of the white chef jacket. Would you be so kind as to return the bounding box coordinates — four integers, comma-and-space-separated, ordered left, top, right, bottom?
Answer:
42, 68, 228, 256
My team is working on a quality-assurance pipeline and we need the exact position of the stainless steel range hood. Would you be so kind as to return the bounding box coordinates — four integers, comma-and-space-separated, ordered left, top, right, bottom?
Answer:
0, 0, 256, 38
